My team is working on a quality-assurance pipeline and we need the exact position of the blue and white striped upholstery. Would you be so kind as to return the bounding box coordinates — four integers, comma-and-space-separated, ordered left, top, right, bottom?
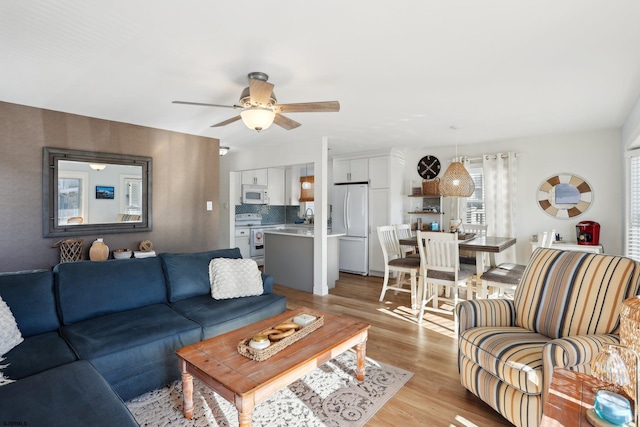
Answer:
457, 248, 640, 427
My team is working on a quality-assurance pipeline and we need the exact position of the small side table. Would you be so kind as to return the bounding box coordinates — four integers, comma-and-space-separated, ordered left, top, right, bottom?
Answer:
541, 369, 607, 426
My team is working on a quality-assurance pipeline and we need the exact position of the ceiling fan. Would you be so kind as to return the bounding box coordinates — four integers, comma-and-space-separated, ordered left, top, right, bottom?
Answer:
172, 72, 340, 131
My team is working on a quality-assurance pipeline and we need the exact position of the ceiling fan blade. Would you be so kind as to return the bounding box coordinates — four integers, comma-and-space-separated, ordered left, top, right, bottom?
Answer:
273, 113, 301, 130
248, 78, 274, 107
274, 101, 340, 114
173, 101, 242, 109
211, 115, 242, 127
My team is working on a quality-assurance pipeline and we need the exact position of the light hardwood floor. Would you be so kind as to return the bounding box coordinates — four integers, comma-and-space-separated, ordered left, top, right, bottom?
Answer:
273, 272, 514, 427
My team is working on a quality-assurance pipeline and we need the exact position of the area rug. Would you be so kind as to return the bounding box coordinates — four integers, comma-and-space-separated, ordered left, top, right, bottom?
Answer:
126, 350, 413, 427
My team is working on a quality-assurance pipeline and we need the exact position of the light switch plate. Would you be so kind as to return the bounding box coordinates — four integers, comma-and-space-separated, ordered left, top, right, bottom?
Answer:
206, 201, 213, 211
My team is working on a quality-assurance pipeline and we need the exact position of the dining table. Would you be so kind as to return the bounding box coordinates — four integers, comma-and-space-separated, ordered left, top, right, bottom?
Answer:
398, 234, 517, 278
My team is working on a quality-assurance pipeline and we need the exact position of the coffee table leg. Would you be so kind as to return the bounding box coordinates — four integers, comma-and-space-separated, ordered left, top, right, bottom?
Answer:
239, 410, 252, 427
181, 367, 194, 419
237, 396, 254, 427
355, 341, 366, 381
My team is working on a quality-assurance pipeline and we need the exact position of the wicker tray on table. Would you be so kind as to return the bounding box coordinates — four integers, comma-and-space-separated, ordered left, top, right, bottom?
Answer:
237, 313, 324, 362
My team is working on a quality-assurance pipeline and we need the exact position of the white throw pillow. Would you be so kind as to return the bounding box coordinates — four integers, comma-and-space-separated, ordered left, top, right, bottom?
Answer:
0, 295, 23, 357
209, 258, 264, 300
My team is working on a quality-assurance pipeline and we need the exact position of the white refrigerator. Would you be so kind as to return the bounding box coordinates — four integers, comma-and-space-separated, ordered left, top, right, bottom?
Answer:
333, 183, 369, 275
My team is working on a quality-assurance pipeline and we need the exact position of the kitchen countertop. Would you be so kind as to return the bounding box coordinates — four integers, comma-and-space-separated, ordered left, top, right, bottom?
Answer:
264, 228, 344, 238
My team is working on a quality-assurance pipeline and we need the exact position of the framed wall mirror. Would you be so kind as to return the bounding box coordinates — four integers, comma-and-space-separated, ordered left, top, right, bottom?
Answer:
43, 147, 152, 237
537, 173, 592, 219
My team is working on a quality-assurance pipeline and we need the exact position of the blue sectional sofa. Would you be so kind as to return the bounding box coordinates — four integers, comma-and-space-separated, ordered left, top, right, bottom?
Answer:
0, 248, 286, 426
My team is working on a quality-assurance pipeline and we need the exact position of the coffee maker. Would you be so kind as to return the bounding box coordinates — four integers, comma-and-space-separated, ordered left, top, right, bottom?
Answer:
576, 221, 600, 246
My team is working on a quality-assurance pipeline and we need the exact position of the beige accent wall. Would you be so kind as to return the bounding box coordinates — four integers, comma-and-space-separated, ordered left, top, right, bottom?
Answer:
0, 101, 220, 272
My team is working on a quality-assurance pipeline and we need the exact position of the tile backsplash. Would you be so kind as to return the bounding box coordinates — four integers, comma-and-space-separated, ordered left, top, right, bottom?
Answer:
235, 204, 331, 225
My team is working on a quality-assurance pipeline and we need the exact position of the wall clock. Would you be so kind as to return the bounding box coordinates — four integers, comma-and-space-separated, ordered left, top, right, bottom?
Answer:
417, 155, 441, 180
537, 173, 593, 219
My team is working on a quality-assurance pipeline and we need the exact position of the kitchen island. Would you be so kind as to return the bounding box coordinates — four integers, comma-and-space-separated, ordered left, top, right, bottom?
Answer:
263, 228, 344, 293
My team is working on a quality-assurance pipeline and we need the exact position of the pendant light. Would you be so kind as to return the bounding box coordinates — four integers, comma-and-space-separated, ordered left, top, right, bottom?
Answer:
301, 163, 312, 190
439, 126, 475, 197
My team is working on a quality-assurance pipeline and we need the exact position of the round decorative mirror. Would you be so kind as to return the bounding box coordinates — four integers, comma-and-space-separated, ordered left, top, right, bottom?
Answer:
537, 173, 592, 219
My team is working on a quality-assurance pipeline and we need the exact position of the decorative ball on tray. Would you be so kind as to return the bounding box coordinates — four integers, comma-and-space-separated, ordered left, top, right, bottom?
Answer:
139, 240, 154, 252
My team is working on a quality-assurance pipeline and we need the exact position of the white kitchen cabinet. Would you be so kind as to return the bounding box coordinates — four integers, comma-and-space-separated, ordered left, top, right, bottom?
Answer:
368, 156, 390, 189
368, 188, 390, 274
333, 158, 368, 183
267, 168, 285, 205
235, 228, 251, 259
241, 168, 268, 186
285, 166, 301, 206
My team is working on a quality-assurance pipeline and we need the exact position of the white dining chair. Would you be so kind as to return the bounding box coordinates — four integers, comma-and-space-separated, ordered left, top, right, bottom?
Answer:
377, 225, 421, 309
459, 223, 488, 265
416, 230, 475, 321
394, 223, 416, 257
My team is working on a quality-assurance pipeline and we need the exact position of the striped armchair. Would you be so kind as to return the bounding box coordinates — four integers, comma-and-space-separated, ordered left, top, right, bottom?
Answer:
456, 248, 640, 427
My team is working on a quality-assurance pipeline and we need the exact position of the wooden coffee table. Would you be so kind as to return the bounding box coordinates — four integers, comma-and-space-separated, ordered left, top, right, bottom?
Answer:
175, 307, 370, 427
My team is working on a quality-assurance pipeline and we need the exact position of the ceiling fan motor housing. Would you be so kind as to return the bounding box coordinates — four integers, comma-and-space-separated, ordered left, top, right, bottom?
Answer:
239, 87, 277, 108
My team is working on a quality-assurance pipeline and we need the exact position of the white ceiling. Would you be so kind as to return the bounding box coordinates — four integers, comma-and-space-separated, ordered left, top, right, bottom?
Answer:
2, 0, 640, 155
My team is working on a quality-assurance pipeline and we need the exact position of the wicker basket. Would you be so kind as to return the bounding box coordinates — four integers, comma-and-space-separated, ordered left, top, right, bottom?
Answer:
53, 239, 83, 263
422, 178, 441, 196
238, 314, 324, 362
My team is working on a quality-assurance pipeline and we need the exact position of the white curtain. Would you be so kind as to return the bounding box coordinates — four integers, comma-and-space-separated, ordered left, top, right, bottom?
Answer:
483, 152, 517, 263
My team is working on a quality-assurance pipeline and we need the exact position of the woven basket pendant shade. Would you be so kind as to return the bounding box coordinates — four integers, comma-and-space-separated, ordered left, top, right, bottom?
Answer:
439, 161, 475, 197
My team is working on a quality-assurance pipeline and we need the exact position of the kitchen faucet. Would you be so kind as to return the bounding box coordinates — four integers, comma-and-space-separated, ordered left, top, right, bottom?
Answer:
305, 208, 314, 224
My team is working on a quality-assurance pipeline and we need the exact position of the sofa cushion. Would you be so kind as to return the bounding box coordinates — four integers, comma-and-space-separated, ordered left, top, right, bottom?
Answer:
1, 331, 76, 381
60, 304, 201, 400
55, 258, 167, 325
0, 295, 22, 357
0, 360, 138, 427
0, 270, 59, 336
209, 257, 263, 299
514, 248, 640, 339
171, 293, 287, 339
160, 248, 242, 302
458, 326, 550, 395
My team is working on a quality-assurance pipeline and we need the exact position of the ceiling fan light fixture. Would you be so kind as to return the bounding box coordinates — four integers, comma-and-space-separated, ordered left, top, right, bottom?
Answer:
240, 108, 275, 131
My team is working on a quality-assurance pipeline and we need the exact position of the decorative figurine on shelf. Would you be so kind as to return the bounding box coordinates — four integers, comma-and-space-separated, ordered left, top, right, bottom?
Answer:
89, 238, 109, 261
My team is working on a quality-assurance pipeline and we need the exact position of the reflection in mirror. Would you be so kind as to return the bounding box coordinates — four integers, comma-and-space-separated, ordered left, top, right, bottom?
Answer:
44, 148, 152, 237
554, 183, 581, 205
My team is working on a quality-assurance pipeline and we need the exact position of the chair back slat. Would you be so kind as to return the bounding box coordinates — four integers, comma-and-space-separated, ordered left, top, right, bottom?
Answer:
377, 225, 401, 262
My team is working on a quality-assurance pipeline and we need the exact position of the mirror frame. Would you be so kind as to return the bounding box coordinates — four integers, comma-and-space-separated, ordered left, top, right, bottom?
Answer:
537, 173, 592, 219
43, 147, 152, 237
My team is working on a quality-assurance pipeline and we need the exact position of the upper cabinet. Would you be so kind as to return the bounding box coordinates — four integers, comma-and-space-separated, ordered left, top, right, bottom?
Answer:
333, 158, 368, 183
267, 168, 285, 205
368, 156, 390, 189
285, 166, 301, 206
241, 169, 268, 186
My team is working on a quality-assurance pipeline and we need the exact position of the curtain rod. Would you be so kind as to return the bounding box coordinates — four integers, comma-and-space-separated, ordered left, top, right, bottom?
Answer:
465, 153, 521, 162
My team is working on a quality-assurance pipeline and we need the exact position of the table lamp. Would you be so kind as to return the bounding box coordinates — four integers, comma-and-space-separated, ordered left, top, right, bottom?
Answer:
589, 296, 640, 427
590, 344, 634, 426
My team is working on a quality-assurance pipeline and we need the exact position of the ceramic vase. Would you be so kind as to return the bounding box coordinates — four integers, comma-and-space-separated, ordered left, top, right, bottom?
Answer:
89, 238, 109, 261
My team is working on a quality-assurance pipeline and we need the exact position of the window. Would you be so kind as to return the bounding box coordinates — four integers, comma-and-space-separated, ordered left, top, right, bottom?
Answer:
58, 171, 88, 224
627, 151, 640, 261
120, 175, 143, 215
464, 162, 485, 225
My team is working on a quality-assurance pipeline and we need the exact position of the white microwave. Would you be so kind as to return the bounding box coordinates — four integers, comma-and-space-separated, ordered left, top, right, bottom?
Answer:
242, 185, 268, 204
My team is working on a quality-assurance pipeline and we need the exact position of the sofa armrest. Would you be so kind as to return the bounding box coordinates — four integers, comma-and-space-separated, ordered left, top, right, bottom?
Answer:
456, 299, 516, 335
261, 273, 274, 294
541, 333, 619, 405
